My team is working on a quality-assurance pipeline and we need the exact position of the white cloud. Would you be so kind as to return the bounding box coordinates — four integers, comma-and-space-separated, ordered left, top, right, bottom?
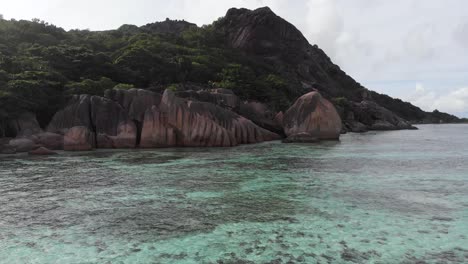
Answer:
406, 83, 468, 113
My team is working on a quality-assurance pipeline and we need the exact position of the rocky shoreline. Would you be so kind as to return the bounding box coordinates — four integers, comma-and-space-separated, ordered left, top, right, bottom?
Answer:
0, 86, 421, 155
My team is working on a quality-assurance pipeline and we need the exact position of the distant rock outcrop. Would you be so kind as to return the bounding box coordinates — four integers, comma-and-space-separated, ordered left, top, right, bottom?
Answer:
283, 91, 342, 141
349, 100, 416, 131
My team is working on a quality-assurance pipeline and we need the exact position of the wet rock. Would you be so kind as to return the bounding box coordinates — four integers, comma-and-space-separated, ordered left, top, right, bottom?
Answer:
64, 126, 95, 151
9, 138, 37, 152
28, 147, 57, 155
283, 91, 342, 141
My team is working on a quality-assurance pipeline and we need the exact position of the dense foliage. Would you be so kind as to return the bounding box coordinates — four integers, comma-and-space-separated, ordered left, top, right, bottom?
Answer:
0, 17, 291, 130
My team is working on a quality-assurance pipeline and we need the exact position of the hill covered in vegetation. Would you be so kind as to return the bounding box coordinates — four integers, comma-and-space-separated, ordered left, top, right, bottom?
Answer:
0, 7, 460, 136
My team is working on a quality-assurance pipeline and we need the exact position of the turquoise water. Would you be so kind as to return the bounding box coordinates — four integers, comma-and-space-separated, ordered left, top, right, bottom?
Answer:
0, 124, 467, 263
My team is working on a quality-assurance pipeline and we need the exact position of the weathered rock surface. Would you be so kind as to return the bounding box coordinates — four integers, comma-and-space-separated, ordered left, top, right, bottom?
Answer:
104, 88, 162, 122
8, 138, 37, 152
141, 90, 279, 147
238, 101, 283, 135
64, 126, 95, 151
141, 105, 235, 147
0, 145, 16, 154
29, 147, 57, 155
283, 91, 342, 141
48, 94, 138, 148
8, 112, 43, 137
47, 95, 94, 134
90, 96, 137, 148
186, 97, 281, 144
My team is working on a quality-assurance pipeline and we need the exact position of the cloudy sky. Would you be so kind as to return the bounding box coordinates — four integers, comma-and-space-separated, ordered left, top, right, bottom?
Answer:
2, 0, 468, 117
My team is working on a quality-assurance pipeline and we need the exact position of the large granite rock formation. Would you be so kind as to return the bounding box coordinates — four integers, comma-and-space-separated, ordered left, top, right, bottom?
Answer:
42, 89, 280, 150
8, 112, 43, 137
141, 90, 279, 147
238, 101, 284, 135
104, 88, 162, 122
283, 91, 342, 141
48, 95, 138, 148
89, 96, 138, 148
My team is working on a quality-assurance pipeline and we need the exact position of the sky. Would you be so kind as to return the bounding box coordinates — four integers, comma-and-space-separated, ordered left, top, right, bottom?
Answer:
2, 0, 468, 117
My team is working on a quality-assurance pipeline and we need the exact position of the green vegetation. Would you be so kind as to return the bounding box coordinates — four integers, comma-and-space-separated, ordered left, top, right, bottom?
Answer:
0, 18, 293, 129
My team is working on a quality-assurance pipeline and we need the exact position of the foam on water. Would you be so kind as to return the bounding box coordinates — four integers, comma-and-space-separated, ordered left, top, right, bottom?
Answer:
0, 124, 467, 263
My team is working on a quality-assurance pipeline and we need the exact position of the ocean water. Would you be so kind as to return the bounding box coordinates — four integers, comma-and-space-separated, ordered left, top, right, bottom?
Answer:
0, 124, 467, 264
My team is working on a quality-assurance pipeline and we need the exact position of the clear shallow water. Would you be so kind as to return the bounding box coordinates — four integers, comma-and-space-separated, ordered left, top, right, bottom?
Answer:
0, 124, 467, 264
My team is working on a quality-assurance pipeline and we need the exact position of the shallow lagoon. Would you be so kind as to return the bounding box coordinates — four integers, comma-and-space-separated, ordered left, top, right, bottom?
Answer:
0, 124, 467, 263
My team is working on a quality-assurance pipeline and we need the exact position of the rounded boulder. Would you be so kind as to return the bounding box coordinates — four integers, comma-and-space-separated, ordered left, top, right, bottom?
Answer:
283, 91, 342, 141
